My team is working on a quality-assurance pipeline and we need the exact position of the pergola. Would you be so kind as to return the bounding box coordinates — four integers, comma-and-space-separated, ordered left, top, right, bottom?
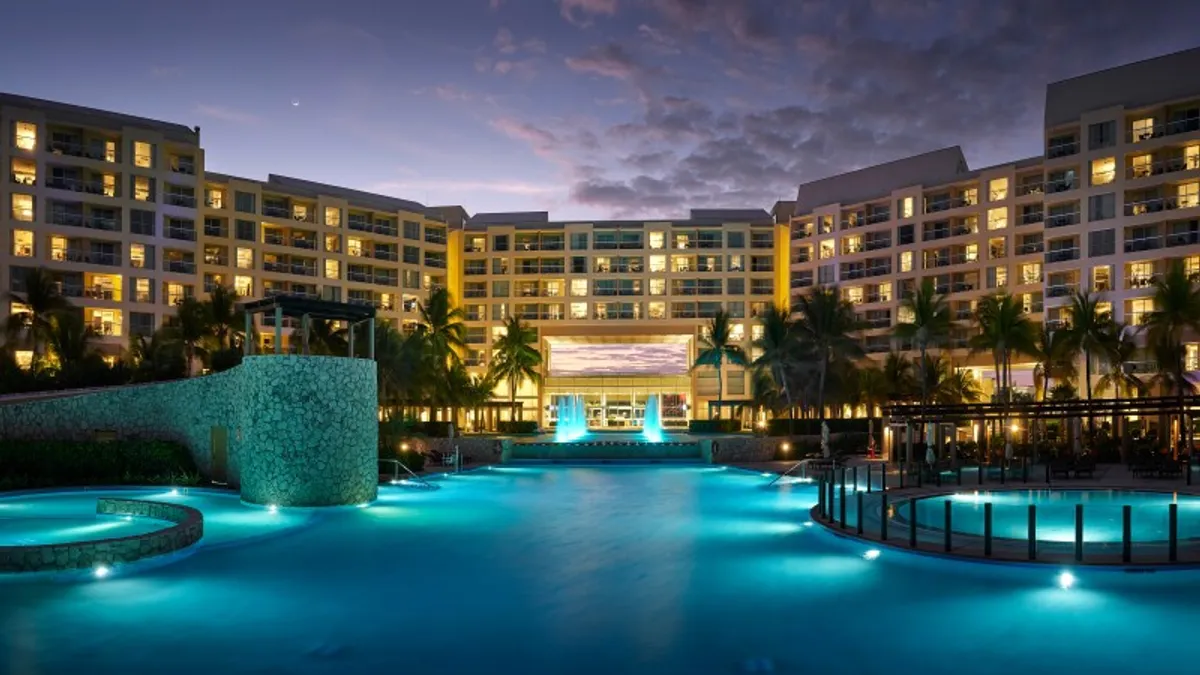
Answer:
240, 296, 377, 358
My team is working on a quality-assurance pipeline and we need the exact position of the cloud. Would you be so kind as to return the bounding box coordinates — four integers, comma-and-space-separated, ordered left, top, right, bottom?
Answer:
648, 0, 784, 54
489, 0, 503, 9
194, 104, 260, 125
637, 24, 680, 55
565, 43, 651, 80
559, 0, 618, 26
491, 118, 561, 158
372, 179, 556, 197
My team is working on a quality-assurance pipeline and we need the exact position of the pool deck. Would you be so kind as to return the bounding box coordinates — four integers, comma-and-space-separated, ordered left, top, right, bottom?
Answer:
736, 458, 1200, 568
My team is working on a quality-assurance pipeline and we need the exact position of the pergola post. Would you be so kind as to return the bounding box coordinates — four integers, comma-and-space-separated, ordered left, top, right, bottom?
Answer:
368, 317, 376, 360
301, 313, 311, 355
243, 311, 252, 356
905, 422, 912, 465
348, 323, 356, 357
273, 305, 283, 355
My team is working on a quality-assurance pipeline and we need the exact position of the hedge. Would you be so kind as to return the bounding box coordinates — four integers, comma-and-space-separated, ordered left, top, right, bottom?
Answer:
0, 440, 201, 491
498, 420, 538, 434
414, 421, 457, 438
688, 419, 741, 434
767, 418, 870, 436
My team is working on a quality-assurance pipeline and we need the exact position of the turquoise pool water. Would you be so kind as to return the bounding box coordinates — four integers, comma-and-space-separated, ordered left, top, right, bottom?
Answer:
907, 490, 1200, 543
1, 468, 1197, 674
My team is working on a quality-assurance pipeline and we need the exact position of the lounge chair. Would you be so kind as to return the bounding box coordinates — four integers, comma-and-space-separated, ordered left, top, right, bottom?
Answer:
1072, 456, 1096, 478
1050, 458, 1073, 479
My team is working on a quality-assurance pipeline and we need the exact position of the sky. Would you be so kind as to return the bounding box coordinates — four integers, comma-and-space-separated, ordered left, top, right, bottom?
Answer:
5, 0, 1200, 220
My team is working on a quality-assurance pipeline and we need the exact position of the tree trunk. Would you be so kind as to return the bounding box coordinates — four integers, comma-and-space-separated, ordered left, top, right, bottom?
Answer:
715, 360, 723, 420
510, 376, 518, 422
1085, 350, 1094, 438
817, 355, 828, 422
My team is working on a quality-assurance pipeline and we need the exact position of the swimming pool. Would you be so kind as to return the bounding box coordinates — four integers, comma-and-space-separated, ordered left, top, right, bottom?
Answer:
907, 489, 1200, 543
2, 468, 1198, 674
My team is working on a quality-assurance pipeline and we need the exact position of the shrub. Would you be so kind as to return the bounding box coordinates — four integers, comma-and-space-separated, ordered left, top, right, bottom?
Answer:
0, 439, 199, 490
498, 420, 538, 434
209, 348, 243, 373
767, 418, 869, 436
415, 421, 457, 438
398, 450, 426, 472
688, 419, 741, 434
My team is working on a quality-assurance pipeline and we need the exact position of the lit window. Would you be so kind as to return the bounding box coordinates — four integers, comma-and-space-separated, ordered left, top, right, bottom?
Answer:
1188, 344, 1200, 372
1096, 301, 1112, 319
728, 254, 744, 271
648, 301, 665, 319
236, 248, 253, 269
994, 266, 1007, 287
234, 275, 253, 296
900, 251, 913, 273
570, 279, 588, 297
102, 174, 116, 197
649, 255, 666, 273
845, 287, 863, 304
964, 243, 979, 262
134, 176, 152, 201
1093, 265, 1111, 291
134, 141, 153, 168
325, 234, 340, 253
88, 309, 123, 337
899, 197, 914, 219
1131, 117, 1155, 142
1129, 261, 1154, 286
293, 204, 310, 222
324, 260, 340, 280
1129, 154, 1151, 179
986, 207, 1007, 231
11, 158, 36, 185
1188, 146, 1200, 171
751, 324, 764, 341
166, 283, 186, 306
130, 243, 145, 268
1185, 256, 1200, 278
989, 178, 1008, 201
14, 121, 37, 151
12, 230, 33, 257
13, 350, 32, 369
843, 235, 862, 254
1021, 263, 1042, 284
1091, 157, 1115, 186
347, 238, 363, 257
206, 188, 225, 209
672, 255, 691, 273
898, 306, 915, 323
648, 231, 665, 249
962, 187, 978, 206
729, 323, 745, 341
1129, 298, 1154, 325
1179, 182, 1199, 209
878, 282, 892, 302
989, 237, 1006, 259
11, 194, 33, 221
650, 278, 666, 296
818, 240, 835, 260
570, 302, 587, 319
135, 278, 151, 302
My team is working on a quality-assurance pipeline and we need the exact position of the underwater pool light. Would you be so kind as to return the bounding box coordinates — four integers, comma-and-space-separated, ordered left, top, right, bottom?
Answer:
1057, 571, 1076, 590
267, 504, 278, 514
168, 489, 179, 497
93, 565, 111, 579
863, 549, 881, 561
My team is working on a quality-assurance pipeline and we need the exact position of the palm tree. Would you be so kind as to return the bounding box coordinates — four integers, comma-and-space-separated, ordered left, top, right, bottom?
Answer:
1144, 262, 1200, 452
303, 318, 347, 355
418, 287, 466, 369
882, 351, 917, 402
3, 267, 73, 368
893, 279, 951, 410
933, 361, 983, 405
693, 310, 747, 420
126, 329, 186, 383
374, 323, 430, 418
489, 316, 542, 422
1063, 290, 1112, 406
205, 285, 243, 351
752, 305, 800, 421
45, 312, 115, 388
969, 292, 1037, 403
793, 286, 863, 422
856, 366, 889, 448
167, 296, 210, 376
1096, 325, 1144, 401
1032, 323, 1078, 402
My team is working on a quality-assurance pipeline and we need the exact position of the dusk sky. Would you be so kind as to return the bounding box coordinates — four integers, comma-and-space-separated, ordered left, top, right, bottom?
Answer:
7, 1, 1200, 219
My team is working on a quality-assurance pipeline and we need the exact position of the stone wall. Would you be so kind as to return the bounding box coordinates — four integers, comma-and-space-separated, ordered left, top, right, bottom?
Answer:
710, 436, 784, 462
0, 356, 378, 507
0, 498, 202, 573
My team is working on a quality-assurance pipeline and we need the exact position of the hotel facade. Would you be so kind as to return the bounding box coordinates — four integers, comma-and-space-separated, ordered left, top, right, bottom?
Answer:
4, 47, 1200, 428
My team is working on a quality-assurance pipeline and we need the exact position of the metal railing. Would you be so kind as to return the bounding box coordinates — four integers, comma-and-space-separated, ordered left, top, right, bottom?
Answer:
379, 459, 439, 489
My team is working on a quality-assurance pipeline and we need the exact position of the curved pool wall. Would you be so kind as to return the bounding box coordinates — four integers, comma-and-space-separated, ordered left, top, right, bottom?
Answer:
0, 498, 202, 573
0, 356, 378, 507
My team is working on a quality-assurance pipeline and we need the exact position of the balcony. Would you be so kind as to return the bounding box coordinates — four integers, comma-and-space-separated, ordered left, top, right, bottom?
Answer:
1124, 236, 1163, 253
292, 264, 318, 277
425, 256, 448, 269
1127, 275, 1159, 289
165, 259, 196, 274
204, 255, 229, 267
46, 176, 116, 197
861, 317, 891, 329
924, 197, 975, 214
1125, 196, 1195, 216
164, 193, 196, 208
791, 251, 811, 264
514, 240, 564, 252
425, 232, 448, 245
348, 218, 373, 233
1020, 210, 1044, 226
375, 223, 399, 237
47, 139, 116, 162
670, 286, 721, 297
1046, 283, 1078, 298
923, 227, 951, 242
373, 248, 399, 262
924, 253, 970, 269
348, 270, 372, 282
290, 237, 317, 250
204, 222, 228, 237
1128, 116, 1200, 143
791, 275, 814, 289
1045, 212, 1080, 228
374, 274, 398, 286
954, 307, 973, 321
1016, 241, 1045, 255
1045, 178, 1077, 194
1166, 231, 1200, 248
750, 262, 774, 273
463, 288, 487, 299
1127, 156, 1200, 179
1045, 248, 1080, 264
1016, 182, 1044, 197
263, 204, 291, 219
1047, 141, 1079, 159
842, 264, 891, 280
864, 238, 891, 251
165, 225, 197, 241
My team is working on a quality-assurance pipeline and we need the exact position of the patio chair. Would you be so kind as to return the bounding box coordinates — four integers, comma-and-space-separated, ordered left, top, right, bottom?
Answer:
1050, 457, 1073, 480
1072, 455, 1096, 478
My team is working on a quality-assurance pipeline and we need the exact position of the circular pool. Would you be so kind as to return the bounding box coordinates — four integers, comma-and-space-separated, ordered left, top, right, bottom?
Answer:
904, 489, 1200, 543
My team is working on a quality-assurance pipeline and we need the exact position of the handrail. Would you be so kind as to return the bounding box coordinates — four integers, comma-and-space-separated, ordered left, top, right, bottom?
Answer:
379, 458, 439, 490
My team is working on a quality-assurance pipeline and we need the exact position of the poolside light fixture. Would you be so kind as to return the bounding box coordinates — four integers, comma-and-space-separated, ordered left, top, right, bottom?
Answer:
356, 503, 370, 509
400, 443, 409, 451
803, 521, 814, 528
267, 504, 278, 513
168, 489, 179, 496
863, 549, 881, 561
1010, 423, 1020, 433
93, 565, 111, 579
781, 442, 791, 452
1057, 571, 1075, 590
762, 472, 773, 478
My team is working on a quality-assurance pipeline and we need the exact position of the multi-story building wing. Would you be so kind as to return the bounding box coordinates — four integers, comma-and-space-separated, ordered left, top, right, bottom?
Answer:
1, 94, 203, 360
460, 209, 788, 427
198, 173, 458, 350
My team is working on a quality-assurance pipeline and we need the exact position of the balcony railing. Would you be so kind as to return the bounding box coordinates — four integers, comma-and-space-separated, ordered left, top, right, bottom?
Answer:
923, 228, 951, 242
1125, 196, 1198, 216
165, 225, 197, 241
374, 274, 399, 286
375, 224, 399, 237
165, 259, 196, 274
348, 270, 372, 282
1020, 211, 1044, 225
47, 140, 117, 162
54, 249, 119, 266
1045, 178, 1077, 193
842, 264, 892, 279
1045, 248, 1080, 264
924, 197, 976, 214
1045, 212, 1081, 228
1127, 275, 1159, 289
204, 255, 229, 267
1016, 241, 1045, 255
1124, 236, 1163, 253
373, 248, 399, 262
791, 276, 814, 288
1046, 283, 1078, 298
1016, 182, 1044, 196
164, 193, 196, 208
1047, 141, 1079, 159
263, 205, 291, 218
864, 238, 891, 251
1127, 156, 1200, 179
1128, 117, 1200, 143
348, 219, 373, 232
204, 222, 228, 237
463, 288, 487, 298
291, 237, 317, 250
670, 286, 721, 297
1166, 231, 1200, 248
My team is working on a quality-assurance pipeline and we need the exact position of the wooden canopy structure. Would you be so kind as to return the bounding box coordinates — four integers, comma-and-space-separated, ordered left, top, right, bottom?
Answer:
240, 296, 377, 359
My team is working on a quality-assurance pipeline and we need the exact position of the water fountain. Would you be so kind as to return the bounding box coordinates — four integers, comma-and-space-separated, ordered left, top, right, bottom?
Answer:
554, 395, 588, 442
642, 394, 663, 442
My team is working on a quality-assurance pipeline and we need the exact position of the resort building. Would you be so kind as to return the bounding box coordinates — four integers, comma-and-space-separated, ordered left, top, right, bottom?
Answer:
788, 46, 1200, 398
